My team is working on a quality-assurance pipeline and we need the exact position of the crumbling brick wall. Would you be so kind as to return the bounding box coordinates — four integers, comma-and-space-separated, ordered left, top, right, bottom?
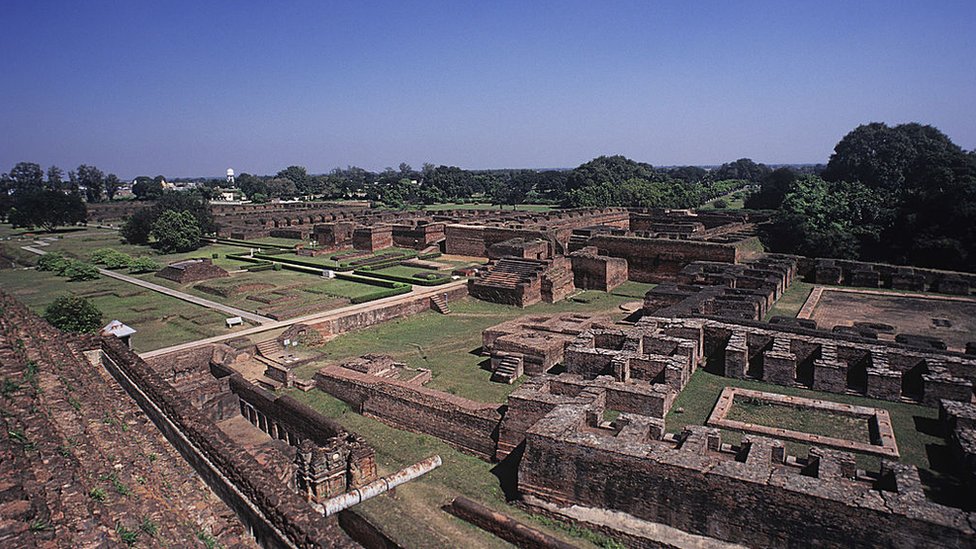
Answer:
315, 364, 502, 460
586, 235, 738, 283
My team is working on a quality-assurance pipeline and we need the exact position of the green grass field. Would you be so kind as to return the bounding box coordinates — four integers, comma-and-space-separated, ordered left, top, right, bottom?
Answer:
725, 397, 871, 443
765, 281, 814, 320
0, 267, 243, 352
295, 285, 653, 402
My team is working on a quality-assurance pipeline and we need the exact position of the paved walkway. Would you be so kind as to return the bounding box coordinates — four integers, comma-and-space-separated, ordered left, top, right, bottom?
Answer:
21, 245, 274, 324
139, 279, 467, 359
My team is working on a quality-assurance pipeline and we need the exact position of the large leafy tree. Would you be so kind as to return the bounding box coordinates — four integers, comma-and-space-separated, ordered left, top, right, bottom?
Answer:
121, 192, 214, 247
765, 122, 976, 271
132, 176, 164, 200
765, 176, 887, 260
76, 164, 105, 203
150, 210, 202, 253
104, 174, 122, 200
7, 190, 87, 231
711, 158, 770, 182
43, 295, 103, 333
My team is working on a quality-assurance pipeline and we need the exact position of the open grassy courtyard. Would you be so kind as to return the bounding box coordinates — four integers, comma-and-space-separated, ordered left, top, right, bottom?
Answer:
293, 283, 654, 403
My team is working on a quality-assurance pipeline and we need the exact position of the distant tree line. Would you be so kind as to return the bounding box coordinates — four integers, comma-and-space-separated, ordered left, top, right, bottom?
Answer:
222, 157, 766, 211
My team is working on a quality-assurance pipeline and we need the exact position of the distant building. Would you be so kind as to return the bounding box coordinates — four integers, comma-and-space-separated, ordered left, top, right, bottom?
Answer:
226, 168, 235, 185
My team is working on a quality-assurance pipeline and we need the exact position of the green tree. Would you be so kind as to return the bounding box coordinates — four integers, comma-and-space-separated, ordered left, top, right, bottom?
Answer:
132, 177, 164, 200
62, 260, 100, 281
76, 165, 105, 203
764, 176, 887, 260
43, 295, 103, 333
90, 248, 132, 269
8, 162, 44, 193
150, 210, 201, 253
745, 167, 796, 209
104, 174, 122, 200
711, 158, 771, 182
7, 190, 87, 231
37, 252, 72, 274
127, 256, 161, 274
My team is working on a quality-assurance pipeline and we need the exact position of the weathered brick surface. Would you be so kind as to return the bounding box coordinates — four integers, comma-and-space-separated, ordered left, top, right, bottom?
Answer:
517, 395, 976, 548
315, 359, 503, 460
0, 292, 257, 548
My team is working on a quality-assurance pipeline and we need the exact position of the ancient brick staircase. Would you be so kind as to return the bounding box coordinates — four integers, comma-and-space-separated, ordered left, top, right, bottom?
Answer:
491, 355, 522, 384
430, 293, 451, 314
478, 258, 549, 289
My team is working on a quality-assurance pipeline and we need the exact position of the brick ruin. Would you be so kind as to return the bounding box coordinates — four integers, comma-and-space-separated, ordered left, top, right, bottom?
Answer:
0, 290, 412, 547
482, 313, 614, 382
315, 356, 503, 460
467, 256, 576, 307
803, 257, 976, 296
568, 246, 628, 291
155, 257, 230, 283
145, 345, 379, 502
0, 293, 256, 547
517, 395, 973, 548
644, 254, 799, 320
301, 308, 976, 547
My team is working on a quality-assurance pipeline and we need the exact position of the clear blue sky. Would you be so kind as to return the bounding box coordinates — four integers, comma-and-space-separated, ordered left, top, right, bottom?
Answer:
1, 1, 974, 179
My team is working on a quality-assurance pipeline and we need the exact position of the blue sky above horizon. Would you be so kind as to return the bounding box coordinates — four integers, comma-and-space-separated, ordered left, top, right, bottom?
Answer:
1, 1, 974, 179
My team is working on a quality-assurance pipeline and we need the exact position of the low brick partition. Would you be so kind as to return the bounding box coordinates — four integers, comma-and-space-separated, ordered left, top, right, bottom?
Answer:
315, 360, 503, 460
706, 387, 899, 458
302, 283, 468, 339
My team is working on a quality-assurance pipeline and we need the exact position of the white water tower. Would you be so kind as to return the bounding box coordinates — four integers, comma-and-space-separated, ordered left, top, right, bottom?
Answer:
226, 168, 235, 185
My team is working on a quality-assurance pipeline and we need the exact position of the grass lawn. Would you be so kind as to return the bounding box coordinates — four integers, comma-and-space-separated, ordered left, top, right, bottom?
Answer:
725, 397, 871, 443
289, 390, 614, 549
134, 267, 382, 319
0, 267, 244, 352
294, 285, 654, 402
666, 368, 968, 507
765, 281, 814, 320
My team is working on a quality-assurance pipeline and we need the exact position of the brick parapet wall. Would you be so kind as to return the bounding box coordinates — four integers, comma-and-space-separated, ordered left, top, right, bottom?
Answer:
586, 235, 738, 283
315, 365, 502, 460
98, 335, 348, 547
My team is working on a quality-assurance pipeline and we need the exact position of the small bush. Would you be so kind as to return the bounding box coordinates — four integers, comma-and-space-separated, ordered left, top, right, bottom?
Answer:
115, 523, 139, 546
128, 256, 161, 274
62, 260, 100, 281
273, 263, 283, 271
212, 252, 219, 259
36, 252, 72, 274
89, 487, 107, 501
712, 199, 728, 209
90, 248, 132, 269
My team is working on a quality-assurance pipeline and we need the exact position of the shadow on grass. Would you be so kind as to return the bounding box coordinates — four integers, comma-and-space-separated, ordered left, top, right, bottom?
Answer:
913, 415, 945, 437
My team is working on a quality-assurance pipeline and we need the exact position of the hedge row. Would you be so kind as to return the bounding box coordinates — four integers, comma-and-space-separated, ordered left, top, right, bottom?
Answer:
333, 272, 408, 289
352, 269, 452, 286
